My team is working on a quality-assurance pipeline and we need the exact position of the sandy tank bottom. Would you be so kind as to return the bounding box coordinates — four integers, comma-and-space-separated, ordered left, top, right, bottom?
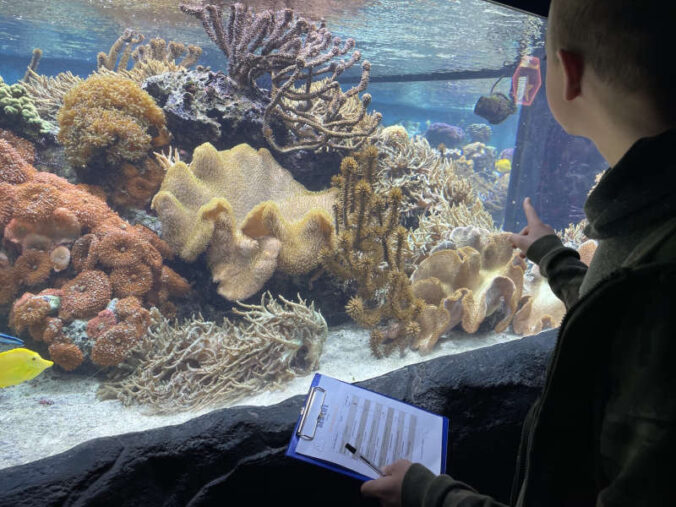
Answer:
0, 323, 522, 470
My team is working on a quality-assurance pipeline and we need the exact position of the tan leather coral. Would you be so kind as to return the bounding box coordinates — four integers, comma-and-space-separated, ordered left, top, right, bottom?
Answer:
512, 266, 567, 336
151, 143, 336, 300
410, 233, 526, 348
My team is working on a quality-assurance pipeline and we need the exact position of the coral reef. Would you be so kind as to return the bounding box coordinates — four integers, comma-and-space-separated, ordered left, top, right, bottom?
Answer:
0, 75, 54, 140
56, 73, 170, 208
151, 142, 336, 300
321, 146, 425, 357
57, 74, 169, 170
180, 2, 380, 153
466, 123, 492, 144
410, 232, 526, 348
22, 31, 201, 126
372, 127, 454, 220
0, 140, 190, 371
98, 293, 327, 413
424, 123, 465, 149
512, 265, 565, 336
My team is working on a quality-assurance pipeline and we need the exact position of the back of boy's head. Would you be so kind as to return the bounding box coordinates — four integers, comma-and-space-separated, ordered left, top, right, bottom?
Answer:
549, 0, 676, 119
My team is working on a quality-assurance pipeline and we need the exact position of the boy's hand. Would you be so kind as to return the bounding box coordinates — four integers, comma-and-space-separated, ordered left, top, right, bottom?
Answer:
360, 459, 412, 507
509, 197, 555, 258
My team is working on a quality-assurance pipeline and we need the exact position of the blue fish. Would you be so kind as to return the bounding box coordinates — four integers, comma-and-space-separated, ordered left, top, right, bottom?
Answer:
0, 333, 23, 346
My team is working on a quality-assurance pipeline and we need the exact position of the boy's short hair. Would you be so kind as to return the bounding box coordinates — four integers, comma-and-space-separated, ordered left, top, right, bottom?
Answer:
549, 0, 675, 116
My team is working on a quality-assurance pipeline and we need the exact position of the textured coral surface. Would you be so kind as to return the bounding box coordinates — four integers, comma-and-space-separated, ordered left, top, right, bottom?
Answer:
152, 142, 336, 300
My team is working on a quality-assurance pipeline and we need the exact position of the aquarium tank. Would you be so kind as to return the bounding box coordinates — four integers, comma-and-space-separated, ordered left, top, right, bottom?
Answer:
0, 0, 606, 470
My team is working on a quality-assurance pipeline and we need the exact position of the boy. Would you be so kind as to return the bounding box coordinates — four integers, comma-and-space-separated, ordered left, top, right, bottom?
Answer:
361, 0, 676, 505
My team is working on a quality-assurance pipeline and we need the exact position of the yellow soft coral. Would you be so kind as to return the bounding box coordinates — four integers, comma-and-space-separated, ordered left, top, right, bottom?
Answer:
151, 143, 336, 300
57, 74, 168, 168
410, 233, 526, 348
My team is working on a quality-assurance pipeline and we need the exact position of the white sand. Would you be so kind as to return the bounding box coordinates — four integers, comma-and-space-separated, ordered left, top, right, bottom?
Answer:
0, 323, 520, 470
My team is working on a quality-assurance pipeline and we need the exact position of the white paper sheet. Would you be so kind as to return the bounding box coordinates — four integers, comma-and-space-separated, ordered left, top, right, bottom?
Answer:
295, 375, 446, 480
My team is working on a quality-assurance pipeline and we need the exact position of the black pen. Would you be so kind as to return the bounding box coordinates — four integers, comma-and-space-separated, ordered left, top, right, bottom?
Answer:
345, 443, 384, 477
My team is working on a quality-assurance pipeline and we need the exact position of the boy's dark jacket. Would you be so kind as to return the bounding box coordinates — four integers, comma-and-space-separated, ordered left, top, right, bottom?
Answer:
402, 129, 676, 507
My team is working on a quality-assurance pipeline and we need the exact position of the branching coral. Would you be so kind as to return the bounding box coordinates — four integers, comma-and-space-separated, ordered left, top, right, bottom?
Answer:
180, 2, 380, 153
98, 293, 327, 413
22, 32, 201, 125
321, 146, 425, 357
151, 142, 336, 300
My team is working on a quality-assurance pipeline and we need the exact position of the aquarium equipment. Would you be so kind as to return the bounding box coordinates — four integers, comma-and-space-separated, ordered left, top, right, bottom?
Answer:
512, 55, 542, 106
473, 77, 517, 124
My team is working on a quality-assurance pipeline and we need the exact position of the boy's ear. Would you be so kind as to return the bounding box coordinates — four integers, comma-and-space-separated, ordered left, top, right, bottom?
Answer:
558, 49, 584, 100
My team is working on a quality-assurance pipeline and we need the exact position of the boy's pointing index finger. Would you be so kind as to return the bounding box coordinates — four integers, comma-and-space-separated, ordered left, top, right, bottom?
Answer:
523, 197, 543, 226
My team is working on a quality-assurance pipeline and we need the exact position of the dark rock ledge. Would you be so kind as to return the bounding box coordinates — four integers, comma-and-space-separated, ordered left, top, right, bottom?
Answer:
0, 329, 556, 507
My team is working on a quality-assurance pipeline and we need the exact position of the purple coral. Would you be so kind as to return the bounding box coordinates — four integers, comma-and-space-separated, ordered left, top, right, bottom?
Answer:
425, 123, 466, 149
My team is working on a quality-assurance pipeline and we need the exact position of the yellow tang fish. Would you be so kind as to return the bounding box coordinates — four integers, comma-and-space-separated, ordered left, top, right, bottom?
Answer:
495, 158, 512, 173
0, 348, 53, 388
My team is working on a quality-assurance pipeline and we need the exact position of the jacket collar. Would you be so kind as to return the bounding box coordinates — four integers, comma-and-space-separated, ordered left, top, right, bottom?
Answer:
584, 128, 676, 239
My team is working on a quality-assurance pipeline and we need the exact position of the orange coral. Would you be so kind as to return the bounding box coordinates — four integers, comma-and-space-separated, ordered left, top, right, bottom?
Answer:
13, 249, 52, 286
13, 182, 62, 223
96, 230, 144, 268
115, 296, 151, 336
90, 322, 140, 367
0, 129, 35, 165
133, 224, 174, 259
0, 182, 15, 230
86, 309, 117, 339
159, 265, 191, 298
71, 234, 99, 272
110, 263, 154, 297
42, 317, 64, 344
9, 293, 52, 333
0, 139, 35, 184
48, 342, 84, 371
59, 270, 112, 320
0, 266, 18, 304
75, 183, 108, 202
113, 158, 165, 208
57, 74, 169, 168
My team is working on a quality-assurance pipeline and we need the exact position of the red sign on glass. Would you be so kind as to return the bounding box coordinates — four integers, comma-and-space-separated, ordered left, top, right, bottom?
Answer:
512, 55, 542, 106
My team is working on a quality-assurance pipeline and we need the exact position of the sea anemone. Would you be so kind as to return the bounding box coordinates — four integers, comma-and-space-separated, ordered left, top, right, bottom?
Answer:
0, 182, 15, 230
91, 322, 140, 367
14, 249, 52, 286
97, 231, 144, 268
48, 342, 84, 371
42, 317, 64, 344
59, 270, 112, 320
9, 293, 53, 333
86, 309, 117, 339
14, 182, 61, 223
110, 263, 154, 298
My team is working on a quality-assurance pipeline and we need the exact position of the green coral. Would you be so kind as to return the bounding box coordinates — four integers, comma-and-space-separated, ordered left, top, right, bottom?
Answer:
0, 75, 55, 140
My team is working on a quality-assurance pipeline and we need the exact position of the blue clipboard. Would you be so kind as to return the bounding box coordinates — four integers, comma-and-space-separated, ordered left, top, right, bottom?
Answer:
286, 373, 449, 482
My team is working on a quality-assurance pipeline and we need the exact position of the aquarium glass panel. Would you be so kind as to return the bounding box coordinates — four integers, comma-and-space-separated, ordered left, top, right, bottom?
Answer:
0, 0, 606, 469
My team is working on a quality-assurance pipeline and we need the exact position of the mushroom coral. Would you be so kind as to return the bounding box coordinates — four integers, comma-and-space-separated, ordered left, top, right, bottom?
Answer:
151, 142, 336, 300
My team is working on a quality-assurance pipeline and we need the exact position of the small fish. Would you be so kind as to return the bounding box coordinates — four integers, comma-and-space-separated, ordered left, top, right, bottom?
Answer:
0, 348, 53, 388
0, 332, 24, 346
495, 158, 512, 173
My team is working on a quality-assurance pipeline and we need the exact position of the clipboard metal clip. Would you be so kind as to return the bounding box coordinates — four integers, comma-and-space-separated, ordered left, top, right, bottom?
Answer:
296, 386, 326, 441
